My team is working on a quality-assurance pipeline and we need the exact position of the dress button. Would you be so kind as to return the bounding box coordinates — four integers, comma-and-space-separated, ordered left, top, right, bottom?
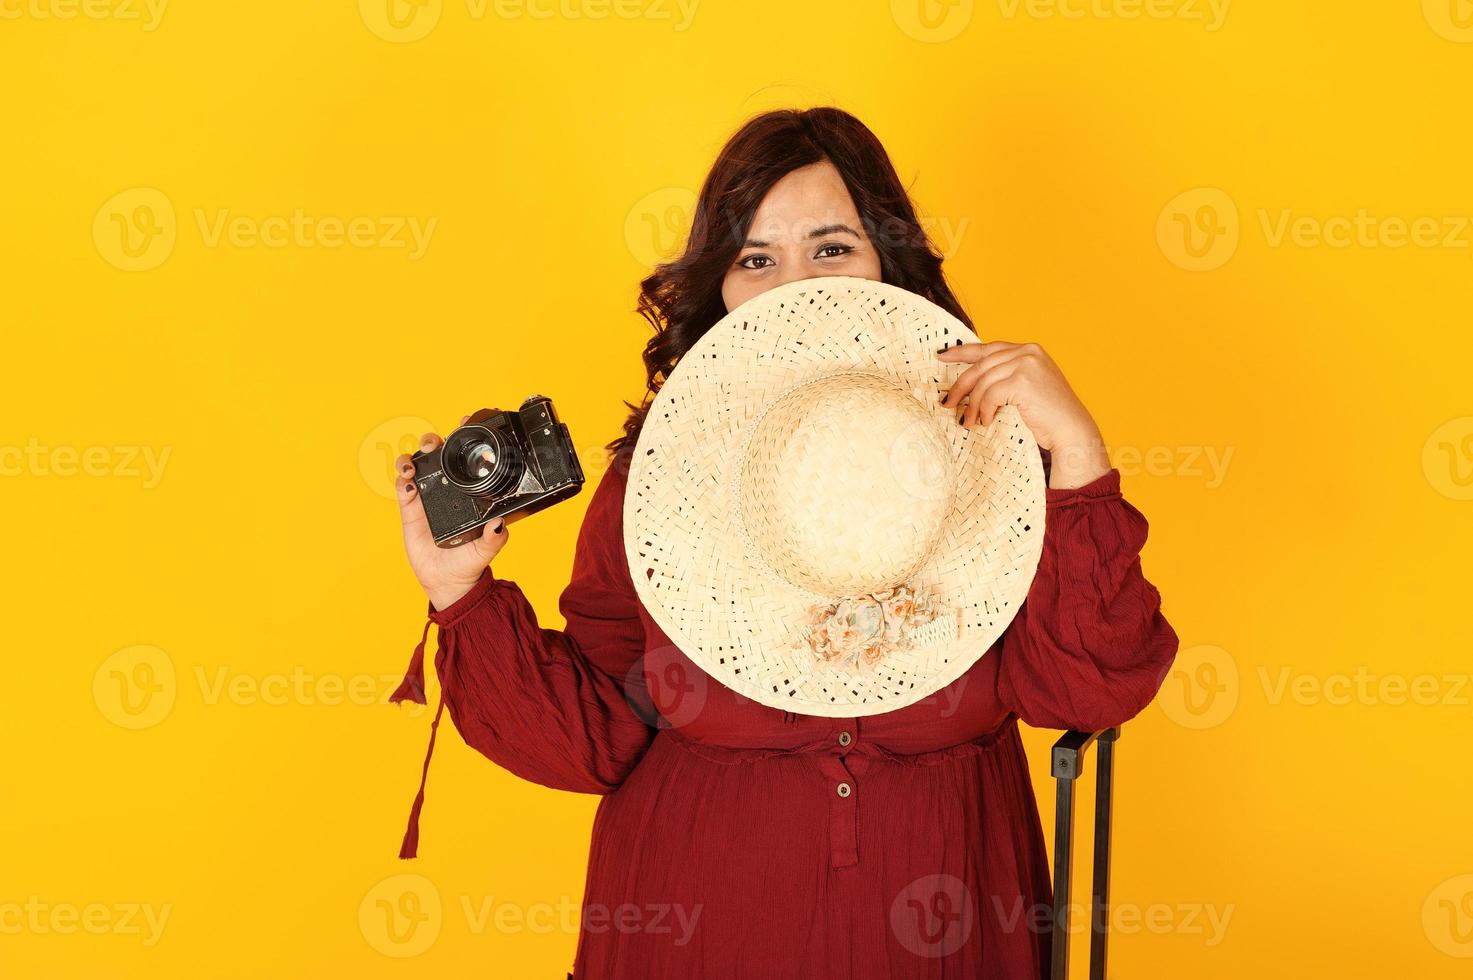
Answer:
838, 731, 852, 747
836, 782, 852, 798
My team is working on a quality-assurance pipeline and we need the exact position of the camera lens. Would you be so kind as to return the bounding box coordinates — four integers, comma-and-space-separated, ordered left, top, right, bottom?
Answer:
442, 424, 522, 497
463, 441, 495, 477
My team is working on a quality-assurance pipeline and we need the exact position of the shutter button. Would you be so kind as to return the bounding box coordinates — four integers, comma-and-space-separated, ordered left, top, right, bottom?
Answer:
836, 782, 852, 798
838, 731, 852, 748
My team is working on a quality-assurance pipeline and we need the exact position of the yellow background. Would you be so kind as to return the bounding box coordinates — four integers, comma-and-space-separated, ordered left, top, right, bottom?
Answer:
3, 0, 1471, 976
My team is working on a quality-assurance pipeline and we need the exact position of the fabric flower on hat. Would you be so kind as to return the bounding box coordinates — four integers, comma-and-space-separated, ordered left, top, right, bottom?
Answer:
801, 583, 950, 673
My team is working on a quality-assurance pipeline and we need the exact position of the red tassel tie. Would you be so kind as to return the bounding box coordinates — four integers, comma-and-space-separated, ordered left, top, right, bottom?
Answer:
390, 618, 432, 706
391, 616, 445, 859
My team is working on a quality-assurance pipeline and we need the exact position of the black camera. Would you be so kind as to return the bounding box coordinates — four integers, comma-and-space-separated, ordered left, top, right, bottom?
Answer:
411, 395, 585, 548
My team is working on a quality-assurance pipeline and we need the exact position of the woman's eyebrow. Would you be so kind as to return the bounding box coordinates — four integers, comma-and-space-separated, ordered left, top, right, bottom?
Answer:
804, 222, 861, 240
741, 223, 863, 248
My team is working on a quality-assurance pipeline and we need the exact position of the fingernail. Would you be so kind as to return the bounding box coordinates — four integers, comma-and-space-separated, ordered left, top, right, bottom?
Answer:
492, 520, 505, 534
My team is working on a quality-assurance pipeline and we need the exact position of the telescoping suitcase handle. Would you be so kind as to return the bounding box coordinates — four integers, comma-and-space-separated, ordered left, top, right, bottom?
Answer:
1049, 726, 1121, 980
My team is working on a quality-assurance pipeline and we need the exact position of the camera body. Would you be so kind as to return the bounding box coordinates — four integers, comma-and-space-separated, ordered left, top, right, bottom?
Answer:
411, 395, 585, 548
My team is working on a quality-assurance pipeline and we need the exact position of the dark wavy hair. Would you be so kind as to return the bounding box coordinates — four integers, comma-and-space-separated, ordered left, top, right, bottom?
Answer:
605, 106, 973, 465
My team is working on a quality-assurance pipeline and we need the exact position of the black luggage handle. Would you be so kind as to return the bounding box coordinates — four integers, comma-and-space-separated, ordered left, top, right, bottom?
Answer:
1049, 726, 1120, 980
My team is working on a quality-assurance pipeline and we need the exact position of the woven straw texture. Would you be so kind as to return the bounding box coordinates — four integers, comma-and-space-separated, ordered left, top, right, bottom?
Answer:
623, 276, 1046, 717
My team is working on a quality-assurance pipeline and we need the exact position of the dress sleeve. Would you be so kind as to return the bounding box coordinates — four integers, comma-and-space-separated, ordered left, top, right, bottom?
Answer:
388, 452, 655, 857
996, 451, 1180, 732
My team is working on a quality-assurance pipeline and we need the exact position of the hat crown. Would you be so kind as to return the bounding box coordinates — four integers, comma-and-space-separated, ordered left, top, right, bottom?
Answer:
737, 371, 955, 599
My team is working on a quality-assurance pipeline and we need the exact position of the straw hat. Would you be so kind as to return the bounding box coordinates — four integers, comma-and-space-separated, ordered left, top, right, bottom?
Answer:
623, 276, 1046, 717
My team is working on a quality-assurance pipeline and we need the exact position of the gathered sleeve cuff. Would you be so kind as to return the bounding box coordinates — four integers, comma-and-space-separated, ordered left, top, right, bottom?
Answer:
996, 454, 1180, 732
389, 452, 655, 858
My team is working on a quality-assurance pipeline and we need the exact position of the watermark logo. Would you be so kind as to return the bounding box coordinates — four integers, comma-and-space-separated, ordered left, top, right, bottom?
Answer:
889, 415, 957, 505
95, 647, 428, 728
1163, 658, 1473, 724
0, 439, 171, 487
891, 0, 974, 42
1259, 209, 1472, 251
192, 209, 437, 257
624, 186, 696, 268
990, 896, 1233, 944
1423, 874, 1473, 957
359, 0, 442, 42
93, 646, 176, 730
0, 898, 172, 946
362, 0, 698, 41
995, 0, 1229, 30
93, 187, 176, 272
357, 879, 701, 951
627, 644, 709, 730
1257, 666, 1473, 712
1047, 441, 1235, 488
93, 188, 437, 271
1161, 188, 1473, 270
1422, 416, 1473, 501
1424, 0, 1473, 42
359, 874, 442, 957
1158, 644, 1238, 729
360, 415, 437, 500
890, 874, 974, 958
463, 895, 702, 942
1110, 443, 1234, 488
192, 666, 427, 716
0, 0, 168, 30
1157, 187, 1239, 272
623, 188, 970, 269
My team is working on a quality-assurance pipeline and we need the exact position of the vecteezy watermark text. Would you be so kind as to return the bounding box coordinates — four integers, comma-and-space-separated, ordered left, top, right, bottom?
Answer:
995, 0, 1229, 31
1, 439, 170, 488
0, 898, 171, 946
94, 188, 437, 272
0, 0, 167, 30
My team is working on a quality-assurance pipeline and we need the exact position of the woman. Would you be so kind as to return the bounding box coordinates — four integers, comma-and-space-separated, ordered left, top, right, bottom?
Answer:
392, 107, 1179, 979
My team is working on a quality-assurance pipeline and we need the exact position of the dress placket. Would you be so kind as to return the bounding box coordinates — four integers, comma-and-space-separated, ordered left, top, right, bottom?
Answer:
817, 716, 862, 868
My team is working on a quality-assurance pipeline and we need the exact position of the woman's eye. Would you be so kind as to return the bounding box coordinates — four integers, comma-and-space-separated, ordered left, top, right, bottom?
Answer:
739, 254, 773, 270
816, 243, 854, 259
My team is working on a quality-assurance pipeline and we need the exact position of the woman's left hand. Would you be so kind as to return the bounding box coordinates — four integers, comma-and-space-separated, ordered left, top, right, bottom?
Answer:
937, 341, 1112, 490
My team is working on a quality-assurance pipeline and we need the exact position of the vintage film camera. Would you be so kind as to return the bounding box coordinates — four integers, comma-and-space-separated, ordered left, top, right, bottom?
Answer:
411, 395, 584, 547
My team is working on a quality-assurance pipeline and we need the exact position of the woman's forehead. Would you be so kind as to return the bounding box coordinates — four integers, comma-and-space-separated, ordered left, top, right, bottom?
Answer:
745, 162, 862, 240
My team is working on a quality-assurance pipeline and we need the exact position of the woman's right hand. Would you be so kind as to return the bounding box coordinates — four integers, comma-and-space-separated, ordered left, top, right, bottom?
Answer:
396, 419, 510, 611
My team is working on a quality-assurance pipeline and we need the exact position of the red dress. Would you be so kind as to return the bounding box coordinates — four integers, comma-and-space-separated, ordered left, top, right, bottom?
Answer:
392, 447, 1179, 980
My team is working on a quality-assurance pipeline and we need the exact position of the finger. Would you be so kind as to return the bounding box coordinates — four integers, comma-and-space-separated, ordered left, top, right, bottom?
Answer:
418, 431, 443, 454
942, 347, 1028, 408
962, 366, 1017, 428
936, 340, 1020, 364
469, 515, 509, 562
942, 349, 1020, 408
936, 341, 981, 363
459, 415, 470, 426
396, 472, 429, 534
973, 366, 1021, 428
394, 452, 415, 479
